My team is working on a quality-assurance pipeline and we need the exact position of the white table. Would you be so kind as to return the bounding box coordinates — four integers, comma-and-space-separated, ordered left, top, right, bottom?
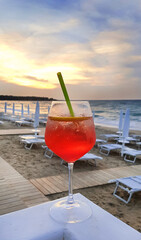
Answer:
0, 194, 140, 240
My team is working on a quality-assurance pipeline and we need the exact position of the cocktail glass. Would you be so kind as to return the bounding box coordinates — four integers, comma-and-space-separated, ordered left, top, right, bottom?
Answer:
45, 101, 96, 223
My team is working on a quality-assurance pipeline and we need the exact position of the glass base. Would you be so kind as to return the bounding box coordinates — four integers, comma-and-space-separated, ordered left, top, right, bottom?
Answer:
50, 199, 92, 224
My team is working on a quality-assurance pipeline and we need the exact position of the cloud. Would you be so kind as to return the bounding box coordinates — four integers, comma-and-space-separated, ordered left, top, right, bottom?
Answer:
0, 0, 141, 99
23, 75, 48, 82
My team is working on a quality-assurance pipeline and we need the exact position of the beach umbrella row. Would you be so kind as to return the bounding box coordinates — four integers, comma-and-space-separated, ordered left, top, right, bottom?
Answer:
21, 103, 31, 118
3, 102, 30, 117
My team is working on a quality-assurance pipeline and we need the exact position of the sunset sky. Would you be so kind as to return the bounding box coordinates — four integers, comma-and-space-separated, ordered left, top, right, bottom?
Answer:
0, 0, 141, 100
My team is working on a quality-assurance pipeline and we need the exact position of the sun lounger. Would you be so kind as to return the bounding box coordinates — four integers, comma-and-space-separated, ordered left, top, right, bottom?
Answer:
6, 115, 19, 122
116, 136, 137, 144
99, 143, 122, 156
23, 116, 34, 122
21, 138, 45, 150
123, 148, 141, 163
116, 138, 129, 144
131, 134, 141, 141
61, 153, 103, 166
78, 153, 103, 166
19, 135, 44, 143
136, 142, 141, 149
109, 176, 141, 204
100, 109, 131, 157
15, 120, 33, 127
95, 138, 107, 147
100, 134, 119, 141
42, 145, 54, 158
20, 134, 44, 139
39, 119, 47, 125
31, 129, 41, 135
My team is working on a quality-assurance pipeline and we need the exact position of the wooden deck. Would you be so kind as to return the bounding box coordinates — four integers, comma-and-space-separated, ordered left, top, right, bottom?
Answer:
30, 165, 141, 195
0, 157, 48, 215
0, 127, 45, 136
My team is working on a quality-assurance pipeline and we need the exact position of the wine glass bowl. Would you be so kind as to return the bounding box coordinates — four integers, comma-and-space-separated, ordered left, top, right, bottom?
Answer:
45, 101, 96, 163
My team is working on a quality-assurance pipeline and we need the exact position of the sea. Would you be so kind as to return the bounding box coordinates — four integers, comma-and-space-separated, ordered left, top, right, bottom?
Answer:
0, 99, 141, 131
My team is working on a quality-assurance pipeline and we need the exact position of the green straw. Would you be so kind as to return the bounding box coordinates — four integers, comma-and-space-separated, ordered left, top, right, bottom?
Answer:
57, 72, 74, 117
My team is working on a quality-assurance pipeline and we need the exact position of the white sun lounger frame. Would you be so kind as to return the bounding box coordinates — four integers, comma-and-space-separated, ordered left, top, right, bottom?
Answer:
61, 153, 103, 167
123, 149, 141, 163
21, 139, 45, 150
110, 176, 141, 204
42, 145, 54, 159
99, 144, 122, 156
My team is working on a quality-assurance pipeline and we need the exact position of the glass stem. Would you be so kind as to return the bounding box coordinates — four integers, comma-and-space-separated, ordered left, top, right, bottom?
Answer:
67, 162, 74, 204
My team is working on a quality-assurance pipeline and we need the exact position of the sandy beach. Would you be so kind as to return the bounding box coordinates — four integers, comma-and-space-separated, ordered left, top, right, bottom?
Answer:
0, 0, 141, 237
0, 121, 141, 232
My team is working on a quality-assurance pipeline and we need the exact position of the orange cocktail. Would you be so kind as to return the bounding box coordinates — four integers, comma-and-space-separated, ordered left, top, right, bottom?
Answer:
45, 116, 96, 163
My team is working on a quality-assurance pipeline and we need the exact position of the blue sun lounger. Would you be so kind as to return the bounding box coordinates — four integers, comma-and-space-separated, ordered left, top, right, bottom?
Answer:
109, 175, 141, 204
21, 138, 45, 150
99, 143, 122, 156
61, 153, 103, 167
123, 149, 141, 163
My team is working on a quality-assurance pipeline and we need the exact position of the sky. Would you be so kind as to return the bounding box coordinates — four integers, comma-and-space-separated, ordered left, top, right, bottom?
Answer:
0, 0, 141, 100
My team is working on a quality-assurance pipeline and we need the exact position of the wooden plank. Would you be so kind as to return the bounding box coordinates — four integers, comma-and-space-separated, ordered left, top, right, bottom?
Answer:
0, 205, 26, 215
73, 175, 86, 189
10, 180, 34, 187
73, 174, 90, 188
18, 191, 46, 199
39, 178, 58, 194
52, 175, 68, 192
98, 169, 115, 179
77, 171, 105, 186
0, 193, 18, 201
102, 168, 127, 180
0, 128, 44, 136
129, 165, 141, 175
75, 171, 94, 187
57, 170, 80, 189
42, 176, 63, 193
25, 198, 47, 207
46, 176, 66, 192
0, 199, 26, 210
0, 156, 48, 215
0, 196, 23, 205
49, 175, 68, 192
104, 169, 125, 179
76, 172, 95, 186
30, 179, 50, 195
82, 173, 105, 186
92, 170, 111, 183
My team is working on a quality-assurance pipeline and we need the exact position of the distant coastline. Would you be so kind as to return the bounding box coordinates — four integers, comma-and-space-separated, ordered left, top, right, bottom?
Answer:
0, 95, 56, 101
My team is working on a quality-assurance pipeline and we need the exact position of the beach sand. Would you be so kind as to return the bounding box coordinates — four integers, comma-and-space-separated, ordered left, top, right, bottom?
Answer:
0, 121, 141, 232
